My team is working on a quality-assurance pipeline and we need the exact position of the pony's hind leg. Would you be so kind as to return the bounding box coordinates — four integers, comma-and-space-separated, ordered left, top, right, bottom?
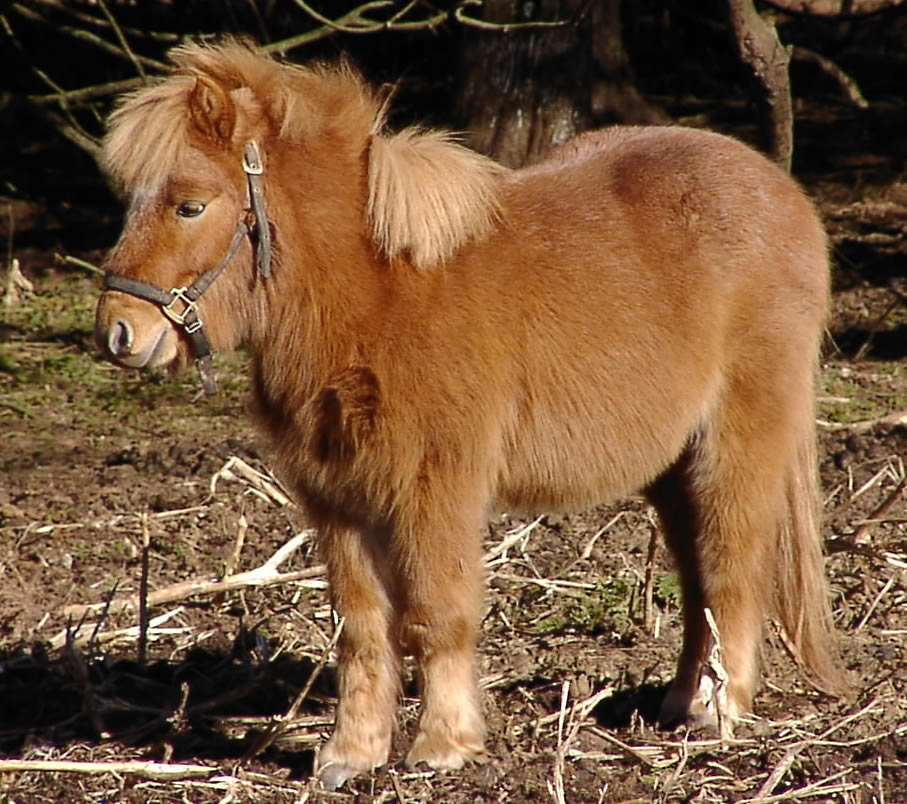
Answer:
316, 525, 401, 790
395, 496, 487, 770
649, 406, 790, 729
646, 454, 714, 729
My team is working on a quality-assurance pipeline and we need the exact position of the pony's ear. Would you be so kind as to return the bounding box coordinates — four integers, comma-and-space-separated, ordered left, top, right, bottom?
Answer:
188, 75, 236, 143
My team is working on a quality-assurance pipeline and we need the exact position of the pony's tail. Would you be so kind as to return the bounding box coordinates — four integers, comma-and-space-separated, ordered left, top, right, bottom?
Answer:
775, 400, 844, 696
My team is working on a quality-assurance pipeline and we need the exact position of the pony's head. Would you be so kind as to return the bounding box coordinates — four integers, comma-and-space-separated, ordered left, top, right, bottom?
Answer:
96, 40, 507, 390
94, 39, 378, 387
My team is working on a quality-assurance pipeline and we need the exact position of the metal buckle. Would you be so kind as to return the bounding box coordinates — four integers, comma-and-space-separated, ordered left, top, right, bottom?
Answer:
243, 142, 264, 176
161, 286, 201, 329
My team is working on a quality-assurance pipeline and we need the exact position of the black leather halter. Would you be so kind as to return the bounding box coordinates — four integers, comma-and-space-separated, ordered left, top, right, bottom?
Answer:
104, 141, 272, 395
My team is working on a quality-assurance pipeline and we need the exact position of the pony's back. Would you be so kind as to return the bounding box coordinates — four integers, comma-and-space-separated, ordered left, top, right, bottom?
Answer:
367, 126, 828, 516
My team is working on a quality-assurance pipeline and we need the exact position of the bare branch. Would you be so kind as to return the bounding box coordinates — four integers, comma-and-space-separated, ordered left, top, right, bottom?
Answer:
97, 0, 148, 82
26, 0, 180, 42
289, 0, 445, 34
29, 106, 102, 163
791, 45, 869, 108
262, 24, 339, 54
10, 3, 168, 72
28, 77, 145, 107
453, 0, 584, 31
763, 0, 904, 16
284, 0, 579, 43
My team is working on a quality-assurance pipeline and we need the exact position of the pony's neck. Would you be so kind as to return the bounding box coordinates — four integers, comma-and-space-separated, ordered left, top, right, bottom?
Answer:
247, 136, 383, 408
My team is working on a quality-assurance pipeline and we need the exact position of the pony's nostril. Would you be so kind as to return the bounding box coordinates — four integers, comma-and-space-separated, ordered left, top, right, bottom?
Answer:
108, 320, 134, 357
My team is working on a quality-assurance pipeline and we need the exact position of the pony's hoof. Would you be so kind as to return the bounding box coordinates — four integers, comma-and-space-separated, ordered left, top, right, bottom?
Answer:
659, 695, 718, 732
317, 761, 364, 791
659, 676, 739, 736
658, 683, 694, 729
316, 734, 389, 790
406, 731, 486, 771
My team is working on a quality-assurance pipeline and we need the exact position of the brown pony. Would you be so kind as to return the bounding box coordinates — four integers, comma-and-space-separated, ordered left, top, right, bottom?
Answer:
95, 40, 840, 788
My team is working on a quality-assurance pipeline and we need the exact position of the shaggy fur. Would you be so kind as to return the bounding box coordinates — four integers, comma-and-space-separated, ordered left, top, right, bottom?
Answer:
95, 40, 841, 788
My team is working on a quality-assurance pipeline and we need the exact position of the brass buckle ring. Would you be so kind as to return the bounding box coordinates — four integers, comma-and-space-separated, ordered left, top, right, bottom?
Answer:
162, 287, 201, 331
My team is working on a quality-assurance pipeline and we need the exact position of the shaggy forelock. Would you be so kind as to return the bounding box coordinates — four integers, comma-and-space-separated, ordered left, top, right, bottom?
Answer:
103, 39, 379, 194
103, 39, 507, 269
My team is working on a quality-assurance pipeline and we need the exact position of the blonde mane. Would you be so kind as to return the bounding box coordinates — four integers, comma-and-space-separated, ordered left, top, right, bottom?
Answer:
368, 129, 508, 269
103, 40, 507, 269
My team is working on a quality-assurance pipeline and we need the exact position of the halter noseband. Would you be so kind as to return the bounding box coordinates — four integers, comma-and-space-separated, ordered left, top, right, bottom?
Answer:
104, 141, 272, 395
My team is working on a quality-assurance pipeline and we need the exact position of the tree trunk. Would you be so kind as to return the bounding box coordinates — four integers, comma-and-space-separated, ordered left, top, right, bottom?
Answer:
455, 0, 667, 168
725, 0, 794, 172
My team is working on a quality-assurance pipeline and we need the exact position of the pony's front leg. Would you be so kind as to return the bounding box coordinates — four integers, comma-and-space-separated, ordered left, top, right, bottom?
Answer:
316, 526, 400, 790
397, 503, 487, 770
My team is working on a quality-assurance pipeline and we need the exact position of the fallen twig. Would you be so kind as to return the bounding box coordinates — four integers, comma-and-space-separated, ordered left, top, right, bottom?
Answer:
743, 767, 857, 802
548, 680, 579, 804
210, 456, 293, 507
749, 697, 882, 799
51, 607, 188, 650
138, 513, 151, 666
484, 515, 544, 565
704, 606, 731, 741
390, 768, 409, 804
817, 409, 907, 433
60, 531, 324, 620
855, 577, 896, 632
223, 513, 248, 579
579, 512, 624, 561
587, 727, 675, 768
0, 758, 215, 780
852, 473, 907, 544
493, 574, 596, 592
526, 685, 617, 734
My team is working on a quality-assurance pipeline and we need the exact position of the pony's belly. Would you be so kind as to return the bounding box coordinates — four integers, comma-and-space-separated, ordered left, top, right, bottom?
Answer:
493, 429, 674, 514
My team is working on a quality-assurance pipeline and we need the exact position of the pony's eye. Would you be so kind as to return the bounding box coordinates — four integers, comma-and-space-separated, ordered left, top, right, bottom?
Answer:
177, 200, 206, 218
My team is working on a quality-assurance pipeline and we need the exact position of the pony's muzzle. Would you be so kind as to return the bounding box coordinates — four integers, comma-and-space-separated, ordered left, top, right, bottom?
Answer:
95, 294, 178, 369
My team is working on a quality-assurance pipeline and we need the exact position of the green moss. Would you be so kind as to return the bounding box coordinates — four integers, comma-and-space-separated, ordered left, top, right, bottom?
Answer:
534, 576, 636, 637
654, 572, 681, 609
819, 365, 906, 424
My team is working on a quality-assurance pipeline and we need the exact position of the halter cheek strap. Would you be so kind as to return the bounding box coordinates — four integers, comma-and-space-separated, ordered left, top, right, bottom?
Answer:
243, 141, 271, 280
103, 141, 271, 395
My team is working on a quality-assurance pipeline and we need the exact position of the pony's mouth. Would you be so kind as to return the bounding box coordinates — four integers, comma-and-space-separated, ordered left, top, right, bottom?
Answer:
107, 322, 176, 369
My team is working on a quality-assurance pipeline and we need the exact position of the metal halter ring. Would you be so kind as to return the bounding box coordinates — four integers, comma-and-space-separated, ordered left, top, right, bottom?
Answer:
161, 287, 203, 333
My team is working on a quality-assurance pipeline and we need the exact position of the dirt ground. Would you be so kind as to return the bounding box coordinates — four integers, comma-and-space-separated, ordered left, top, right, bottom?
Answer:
2, 49, 907, 804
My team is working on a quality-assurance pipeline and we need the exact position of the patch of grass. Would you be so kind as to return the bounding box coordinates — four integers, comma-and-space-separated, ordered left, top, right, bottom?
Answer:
535, 576, 636, 637
4, 276, 98, 341
819, 364, 907, 424
2, 273, 251, 430
533, 571, 682, 638
654, 572, 681, 609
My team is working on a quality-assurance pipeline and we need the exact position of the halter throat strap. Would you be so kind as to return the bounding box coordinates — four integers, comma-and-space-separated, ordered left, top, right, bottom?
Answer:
103, 141, 270, 395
